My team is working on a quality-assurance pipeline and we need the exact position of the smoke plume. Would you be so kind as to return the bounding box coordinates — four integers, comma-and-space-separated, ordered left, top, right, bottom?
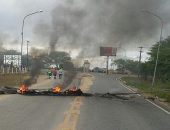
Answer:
23, 48, 46, 86
23, 57, 42, 86
34, 0, 170, 57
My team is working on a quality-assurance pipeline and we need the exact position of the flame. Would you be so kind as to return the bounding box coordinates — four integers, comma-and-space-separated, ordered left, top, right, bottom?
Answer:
52, 86, 61, 93
17, 84, 29, 94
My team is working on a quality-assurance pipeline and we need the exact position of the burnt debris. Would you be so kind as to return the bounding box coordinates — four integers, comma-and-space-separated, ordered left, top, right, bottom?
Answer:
0, 86, 138, 100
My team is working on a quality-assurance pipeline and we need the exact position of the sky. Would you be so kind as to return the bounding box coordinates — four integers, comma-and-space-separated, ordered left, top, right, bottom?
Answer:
0, 0, 55, 50
0, 0, 170, 67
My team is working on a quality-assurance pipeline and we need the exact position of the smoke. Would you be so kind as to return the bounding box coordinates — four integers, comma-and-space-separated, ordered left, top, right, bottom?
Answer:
49, 32, 58, 53
63, 71, 77, 88
34, 0, 170, 57
24, 57, 42, 86
30, 47, 47, 57
23, 48, 46, 86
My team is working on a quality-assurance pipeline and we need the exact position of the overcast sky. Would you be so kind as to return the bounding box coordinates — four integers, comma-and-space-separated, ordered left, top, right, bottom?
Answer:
0, 0, 55, 49
0, 0, 170, 63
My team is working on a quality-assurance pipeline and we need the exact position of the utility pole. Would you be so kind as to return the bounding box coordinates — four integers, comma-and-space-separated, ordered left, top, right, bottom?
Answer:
141, 10, 163, 86
138, 46, 143, 78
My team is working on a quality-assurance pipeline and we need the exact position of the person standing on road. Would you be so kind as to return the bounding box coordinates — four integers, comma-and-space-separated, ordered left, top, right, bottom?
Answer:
53, 68, 57, 79
47, 69, 52, 79
58, 68, 63, 79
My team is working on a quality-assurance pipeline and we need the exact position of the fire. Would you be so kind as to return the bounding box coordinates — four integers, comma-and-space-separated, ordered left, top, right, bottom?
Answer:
52, 86, 61, 93
17, 84, 29, 94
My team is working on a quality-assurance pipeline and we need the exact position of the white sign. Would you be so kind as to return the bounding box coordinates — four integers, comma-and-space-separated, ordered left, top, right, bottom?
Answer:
3, 55, 21, 66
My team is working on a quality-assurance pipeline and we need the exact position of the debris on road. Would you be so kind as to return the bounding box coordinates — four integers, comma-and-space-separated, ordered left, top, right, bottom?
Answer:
0, 86, 18, 94
0, 85, 140, 100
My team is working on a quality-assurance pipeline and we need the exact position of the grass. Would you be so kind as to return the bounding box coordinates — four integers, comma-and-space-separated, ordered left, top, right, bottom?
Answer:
0, 73, 30, 87
122, 76, 170, 102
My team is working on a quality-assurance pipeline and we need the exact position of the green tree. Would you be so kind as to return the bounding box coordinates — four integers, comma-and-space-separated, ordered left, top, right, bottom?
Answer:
21, 54, 32, 67
147, 36, 170, 81
49, 51, 71, 64
48, 51, 74, 70
114, 59, 138, 74
140, 61, 153, 80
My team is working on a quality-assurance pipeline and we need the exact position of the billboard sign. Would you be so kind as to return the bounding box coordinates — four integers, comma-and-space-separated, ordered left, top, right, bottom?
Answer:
100, 47, 117, 56
3, 55, 21, 66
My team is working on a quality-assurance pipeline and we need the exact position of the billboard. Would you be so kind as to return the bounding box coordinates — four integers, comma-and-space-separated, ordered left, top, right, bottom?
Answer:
3, 55, 21, 66
100, 47, 117, 56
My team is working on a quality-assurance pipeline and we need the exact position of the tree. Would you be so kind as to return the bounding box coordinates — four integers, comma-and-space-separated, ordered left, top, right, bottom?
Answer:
21, 54, 32, 67
140, 61, 153, 80
47, 51, 74, 70
147, 36, 170, 81
114, 59, 138, 74
49, 51, 71, 64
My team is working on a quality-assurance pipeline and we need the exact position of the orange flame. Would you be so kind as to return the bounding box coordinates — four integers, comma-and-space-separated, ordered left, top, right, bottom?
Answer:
52, 86, 61, 93
17, 84, 29, 94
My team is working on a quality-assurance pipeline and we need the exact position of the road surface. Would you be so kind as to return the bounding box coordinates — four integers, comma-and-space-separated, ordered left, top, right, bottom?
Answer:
0, 73, 170, 130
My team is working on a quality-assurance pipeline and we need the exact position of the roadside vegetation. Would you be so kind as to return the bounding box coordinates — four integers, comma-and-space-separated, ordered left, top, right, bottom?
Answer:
115, 36, 170, 102
0, 73, 29, 87
122, 76, 170, 102
0, 47, 74, 87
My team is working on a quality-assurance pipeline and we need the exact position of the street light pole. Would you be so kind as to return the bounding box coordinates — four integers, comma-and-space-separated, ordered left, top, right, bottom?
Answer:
20, 10, 43, 83
26, 40, 29, 71
142, 10, 163, 86
21, 10, 43, 56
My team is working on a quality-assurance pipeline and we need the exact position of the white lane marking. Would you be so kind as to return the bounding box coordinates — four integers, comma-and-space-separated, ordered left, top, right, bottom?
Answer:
119, 81, 141, 96
146, 99, 170, 115
118, 79, 170, 115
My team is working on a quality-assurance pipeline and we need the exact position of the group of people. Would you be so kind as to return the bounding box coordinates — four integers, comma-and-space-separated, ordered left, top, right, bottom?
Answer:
47, 67, 63, 79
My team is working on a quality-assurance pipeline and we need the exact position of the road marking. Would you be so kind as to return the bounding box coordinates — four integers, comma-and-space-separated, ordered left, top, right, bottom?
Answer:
146, 99, 170, 115
119, 79, 170, 115
55, 74, 94, 130
56, 97, 83, 130
119, 81, 135, 92
119, 81, 141, 96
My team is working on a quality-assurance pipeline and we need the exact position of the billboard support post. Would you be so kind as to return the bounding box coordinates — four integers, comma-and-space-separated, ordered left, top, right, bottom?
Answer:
106, 56, 109, 75
100, 47, 117, 75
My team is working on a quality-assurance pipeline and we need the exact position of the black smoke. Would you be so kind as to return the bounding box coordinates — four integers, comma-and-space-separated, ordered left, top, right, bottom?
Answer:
34, 0, 170, 57
23, 57, 42, 86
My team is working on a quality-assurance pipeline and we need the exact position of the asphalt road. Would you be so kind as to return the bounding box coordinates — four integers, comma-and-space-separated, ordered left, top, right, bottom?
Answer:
0, 76, 75, 130
0, 73, 170, 130
77, 73, 170, 130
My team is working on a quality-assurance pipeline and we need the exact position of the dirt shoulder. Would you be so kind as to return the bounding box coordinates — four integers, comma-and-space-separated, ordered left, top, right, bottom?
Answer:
62, 73, 94, 91
30, 75, 51, 89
